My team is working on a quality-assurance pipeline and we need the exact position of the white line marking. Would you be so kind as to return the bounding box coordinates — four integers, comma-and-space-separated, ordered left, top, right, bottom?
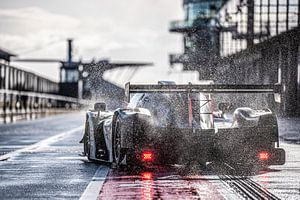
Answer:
0, 126, 83, 161
206, 175, 241, 200
79, 166, 110, 200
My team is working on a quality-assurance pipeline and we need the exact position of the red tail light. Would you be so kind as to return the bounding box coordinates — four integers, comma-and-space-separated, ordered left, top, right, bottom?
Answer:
142, 152, 154, 162
141, 172, 153, 180
259, 151, 270, 161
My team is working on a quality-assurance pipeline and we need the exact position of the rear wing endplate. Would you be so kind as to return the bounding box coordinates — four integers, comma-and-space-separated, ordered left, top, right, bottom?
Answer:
124, 82, 281, 102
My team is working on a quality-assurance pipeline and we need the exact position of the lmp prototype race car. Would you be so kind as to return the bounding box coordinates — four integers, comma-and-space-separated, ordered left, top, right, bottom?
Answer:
80, 82, 285, 170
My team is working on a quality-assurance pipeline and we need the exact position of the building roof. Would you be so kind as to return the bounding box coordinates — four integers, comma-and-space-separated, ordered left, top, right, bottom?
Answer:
183, 0, 227, 6
0, 48, 16, 62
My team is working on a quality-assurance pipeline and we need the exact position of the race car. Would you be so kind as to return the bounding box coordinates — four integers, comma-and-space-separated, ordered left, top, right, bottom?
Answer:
80, 82, 285, 170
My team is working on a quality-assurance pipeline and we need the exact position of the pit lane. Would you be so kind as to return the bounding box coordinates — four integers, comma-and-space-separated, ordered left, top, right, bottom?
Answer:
96, 164, 283, 200
0, 113, 299, 199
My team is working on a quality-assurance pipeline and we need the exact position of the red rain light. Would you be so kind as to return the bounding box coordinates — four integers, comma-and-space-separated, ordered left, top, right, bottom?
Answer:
259, 151, 270, 161
142, 152, 153, 162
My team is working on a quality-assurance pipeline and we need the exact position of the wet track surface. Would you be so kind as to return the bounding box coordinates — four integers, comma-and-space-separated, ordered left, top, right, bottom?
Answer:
0, 113, 300, 199
0, 114, 85, 156
0, 113, 102, 199
99, 167, 236, 200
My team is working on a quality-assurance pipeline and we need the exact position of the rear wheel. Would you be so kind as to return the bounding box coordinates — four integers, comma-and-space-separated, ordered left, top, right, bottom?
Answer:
84, 121, 91, 160
126, 153, 144, 172
113, 118, 125, 166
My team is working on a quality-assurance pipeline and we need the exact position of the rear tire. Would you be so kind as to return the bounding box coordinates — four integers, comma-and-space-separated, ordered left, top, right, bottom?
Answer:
84, 121, 91, 160
125, 152, 144, 173
112, 118, 125, 167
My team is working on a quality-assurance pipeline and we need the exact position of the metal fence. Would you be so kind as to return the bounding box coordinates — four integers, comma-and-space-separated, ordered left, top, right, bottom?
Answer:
0, 64, 86, 123
219, 0, 300, 57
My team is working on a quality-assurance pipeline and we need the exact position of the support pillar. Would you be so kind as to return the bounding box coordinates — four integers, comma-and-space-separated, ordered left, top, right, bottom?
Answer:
280, 41, 299, 116
297, 44, 300, 116
247, 0, 254, 48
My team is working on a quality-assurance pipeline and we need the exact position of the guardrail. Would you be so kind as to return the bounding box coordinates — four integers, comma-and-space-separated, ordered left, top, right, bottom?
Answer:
0, 63, 89, 123
0, 63, 59, 93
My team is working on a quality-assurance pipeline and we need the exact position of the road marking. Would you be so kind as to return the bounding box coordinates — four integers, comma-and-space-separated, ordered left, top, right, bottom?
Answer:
206, 175, 240, 200
79, 166, 110, 200
0, 126, 83, 161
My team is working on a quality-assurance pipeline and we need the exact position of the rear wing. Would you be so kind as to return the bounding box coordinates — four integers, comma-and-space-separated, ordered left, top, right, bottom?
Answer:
124, 82, 281, 102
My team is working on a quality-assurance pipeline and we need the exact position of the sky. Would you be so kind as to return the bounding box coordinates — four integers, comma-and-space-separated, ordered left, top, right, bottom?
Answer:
0, 0, 201, 86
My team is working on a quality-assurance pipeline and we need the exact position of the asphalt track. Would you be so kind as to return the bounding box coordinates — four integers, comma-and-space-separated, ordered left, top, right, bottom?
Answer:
0, 113, 299, 199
